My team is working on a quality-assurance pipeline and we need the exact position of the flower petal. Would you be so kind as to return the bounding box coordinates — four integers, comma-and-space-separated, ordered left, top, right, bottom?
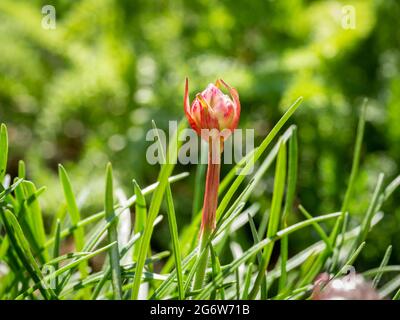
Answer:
219, 79, 241, 130
184, 78, 201, 133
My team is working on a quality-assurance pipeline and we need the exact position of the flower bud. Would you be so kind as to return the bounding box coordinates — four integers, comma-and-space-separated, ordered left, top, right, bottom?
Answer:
184, 78, 240, 138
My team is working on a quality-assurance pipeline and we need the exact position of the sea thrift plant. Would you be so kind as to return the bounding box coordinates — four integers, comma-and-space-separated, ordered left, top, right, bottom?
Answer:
184, 78, 241, 289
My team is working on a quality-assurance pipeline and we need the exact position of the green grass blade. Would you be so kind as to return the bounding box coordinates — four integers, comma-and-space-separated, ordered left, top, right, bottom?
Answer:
52, 219, 61, 290
132, 180, 147, 261
235, 268, 240, 299
165, 182, 184, 299
248, 213, 267, 296
58, 164, 87, 277
298, 205, 332, 251
249, 140, 287, 299
209, 243, 225, 299
0, 178, 23, 204
18, 160, 25, 179
105, 163, 123, 299
341, 100, 367, 214
393, 288, 400, 300
46, 252, 93, 265
130, 119, 186, 299
192, 140, 207, 218
282, 126, 298, 222
146, 120, 183, 299
23, 181, 49, 262
376, 174, 400, 211
241, 262, 253, 299
0, 124, 8, 183
372, 245, 392, 289
278, 226, 289, 294
350, 173, 385, 255
380, 274, 400, 298
279, 127, 298, 293
335, 241, 366, 278
363, 265, 400, 277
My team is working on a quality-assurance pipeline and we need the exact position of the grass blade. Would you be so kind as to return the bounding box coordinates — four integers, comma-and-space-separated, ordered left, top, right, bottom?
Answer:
372, 245, 392, 288
105, 163, 123, 299
18, 160, 25, 179
298, 205, 332, 251
0, 124, 8, 183
192, 140, 207, 218
341, 99, 367, 214
132, 180, 147, 261
130, 119, 186, 299
279, 127, 298, 292
209, 243, 225, 299
23, 181, 49, 262
350, 173, 385, 255
52, 219, 61, 291
58, 164, 87, 278
165, 182, 184, 299
249, 140, 287, 299
335, 242, 366, 278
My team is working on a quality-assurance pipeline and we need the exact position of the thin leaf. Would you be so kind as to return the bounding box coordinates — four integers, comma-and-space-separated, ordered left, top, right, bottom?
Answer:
341, 99, 367, 213
130, 119, 186, 299
132, 180, 147, 261
249, 140, 287, 299
23, 181, 49, 262
209, 243, 224, 299
192, 140, 207, 218
104, 163, 123, 299
165, 183, 184, 299
372, 245, 392, 288
279, 128, 298, 292
58, 164, 87, 278
52, 219, 61, 290
0, 124, 8, 183
351, 173, 385, 254
18, 160, 25, 179
298, 205, 332, 251
335, 242, 366, 279
241, 262, 253, 299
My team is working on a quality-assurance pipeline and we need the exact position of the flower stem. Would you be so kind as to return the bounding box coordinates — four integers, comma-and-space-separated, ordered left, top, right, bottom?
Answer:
193, 141, 221, 290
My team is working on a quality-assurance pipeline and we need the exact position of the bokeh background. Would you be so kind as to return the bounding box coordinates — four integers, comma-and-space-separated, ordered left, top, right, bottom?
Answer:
0, 0, 399, 270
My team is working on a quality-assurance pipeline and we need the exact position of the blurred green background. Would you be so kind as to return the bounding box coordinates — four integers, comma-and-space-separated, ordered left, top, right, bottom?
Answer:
0, 0, 399, 270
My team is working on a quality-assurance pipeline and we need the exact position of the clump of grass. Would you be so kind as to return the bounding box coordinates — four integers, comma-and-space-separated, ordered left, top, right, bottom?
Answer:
0, 99, 399, 300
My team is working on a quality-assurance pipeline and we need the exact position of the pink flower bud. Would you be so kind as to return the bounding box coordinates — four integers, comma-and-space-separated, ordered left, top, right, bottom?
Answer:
184, 78, 241, 137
